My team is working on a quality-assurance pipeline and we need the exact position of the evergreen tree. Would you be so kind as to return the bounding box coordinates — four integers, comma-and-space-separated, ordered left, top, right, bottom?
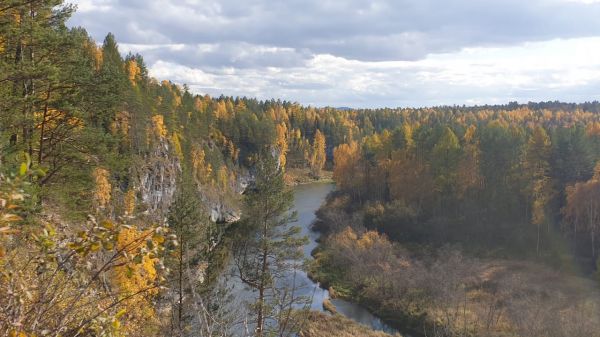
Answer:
167, 179, 208, 336
432, 126, 461, 213
233, 153, 308, 337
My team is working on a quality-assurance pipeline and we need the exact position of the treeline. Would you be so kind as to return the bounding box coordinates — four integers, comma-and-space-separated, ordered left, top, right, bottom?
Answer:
332, 108, 600, 263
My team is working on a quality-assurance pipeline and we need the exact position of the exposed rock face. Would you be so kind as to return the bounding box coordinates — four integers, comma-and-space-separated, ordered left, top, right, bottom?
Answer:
206, 172, 248, 223
136, 139, 246, 224
138, 140, 180, 218
208, 202, 241, 223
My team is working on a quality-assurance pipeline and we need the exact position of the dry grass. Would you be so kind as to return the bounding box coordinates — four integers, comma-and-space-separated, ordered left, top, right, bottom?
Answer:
299, 312, 402, 337
322, 298, 337, 314
284, 168, 333, 186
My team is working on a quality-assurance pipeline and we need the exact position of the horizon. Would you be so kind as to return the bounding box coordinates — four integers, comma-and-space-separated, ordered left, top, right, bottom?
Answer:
67, 0, 600, 109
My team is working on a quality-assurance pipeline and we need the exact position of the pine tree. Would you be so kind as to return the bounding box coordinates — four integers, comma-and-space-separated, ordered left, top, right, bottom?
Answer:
432, 127, 461, 213
233, 153, 308, 337
167, 179, 208, 336
0, 1, 93, 179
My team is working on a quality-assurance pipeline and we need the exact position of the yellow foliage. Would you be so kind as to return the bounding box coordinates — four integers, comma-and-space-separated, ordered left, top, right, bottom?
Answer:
268, 108, 277, 121
235, 100, 246, 113
110, 110, 130, 137
334, 227, 392, 255
35, 109, 83, 131
215, 101, 228, 119
93, 168, 111, 210
310, 130, 326, 177
173, 94, 182, 108
227, 140, 238, 162
464, 125, 477, 143
127, 60, 140, 86
333, 141, 361, 192
194, 97, 205, 112
171, 132, 183, 161
124, 189, 136, 216
587, 122, 600, 137
192, 146, 212, 184
276, 123, 288, 168
92, 46, 103, 71
8, 330, 27, 337
151, 115, 167, 139
112, 227, 159, 329
217, 166, 229, 190
357, 231, 380, 249
594, 162, 600, 181
337, 227, 359, 244
401, 122, 414, 148
83, 39, 103, 71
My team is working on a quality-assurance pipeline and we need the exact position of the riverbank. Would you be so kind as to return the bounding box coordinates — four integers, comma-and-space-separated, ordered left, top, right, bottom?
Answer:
310, 194, 600, 337
308, 247, 427, 337
300, 312, 402, 337
284, 168, 333, 186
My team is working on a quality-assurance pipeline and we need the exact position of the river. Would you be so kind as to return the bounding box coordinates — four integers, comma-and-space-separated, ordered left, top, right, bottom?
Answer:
221, 181, 399, 335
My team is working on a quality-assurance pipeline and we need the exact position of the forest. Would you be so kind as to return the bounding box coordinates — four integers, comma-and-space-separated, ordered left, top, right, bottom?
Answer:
2, 1, 600, 337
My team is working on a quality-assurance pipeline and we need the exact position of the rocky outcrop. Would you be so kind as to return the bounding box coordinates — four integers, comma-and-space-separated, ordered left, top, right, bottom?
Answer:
205, 172, 249, 223
138, 139, 180, 218
208, 202, 241, 223
135, 138, 247, 224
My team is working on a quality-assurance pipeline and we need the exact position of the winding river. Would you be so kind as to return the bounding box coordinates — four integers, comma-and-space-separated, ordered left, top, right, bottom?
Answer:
222, 182, 398, 335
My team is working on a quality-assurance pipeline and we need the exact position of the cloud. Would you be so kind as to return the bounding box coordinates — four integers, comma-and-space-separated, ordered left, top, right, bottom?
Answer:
72, 0, 113, 12
143, 37, 600, 108
120, 43, 312, 69
66, 0, 600, 107
68, 0, 600, 63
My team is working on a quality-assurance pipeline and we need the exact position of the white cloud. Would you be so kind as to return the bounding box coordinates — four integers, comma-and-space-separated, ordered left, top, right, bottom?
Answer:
73, 0, 113, 12
67, 0, 600, 107
143, 37, 600, 107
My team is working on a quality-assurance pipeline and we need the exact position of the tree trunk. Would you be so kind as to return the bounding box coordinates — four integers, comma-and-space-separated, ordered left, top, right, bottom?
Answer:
38, 87, 51, 165
590, 204, 595, 259
536, 223, 540, 257
256, 218, 269, 337
178, 242, 184, 336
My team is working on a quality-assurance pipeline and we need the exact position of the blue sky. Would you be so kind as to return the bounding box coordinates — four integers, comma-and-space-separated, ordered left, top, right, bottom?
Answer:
68, 0, 600, 108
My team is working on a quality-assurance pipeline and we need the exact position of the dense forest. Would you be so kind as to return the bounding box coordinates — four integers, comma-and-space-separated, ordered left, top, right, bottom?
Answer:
2, 1, 600, 337
331, 106, 600, 260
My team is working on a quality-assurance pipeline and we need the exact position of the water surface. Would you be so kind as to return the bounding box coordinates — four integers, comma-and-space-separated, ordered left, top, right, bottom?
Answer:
223, 182, 398, 334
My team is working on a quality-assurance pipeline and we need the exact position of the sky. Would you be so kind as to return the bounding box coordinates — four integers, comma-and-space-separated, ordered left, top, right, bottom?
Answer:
67, 0, 600, 108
